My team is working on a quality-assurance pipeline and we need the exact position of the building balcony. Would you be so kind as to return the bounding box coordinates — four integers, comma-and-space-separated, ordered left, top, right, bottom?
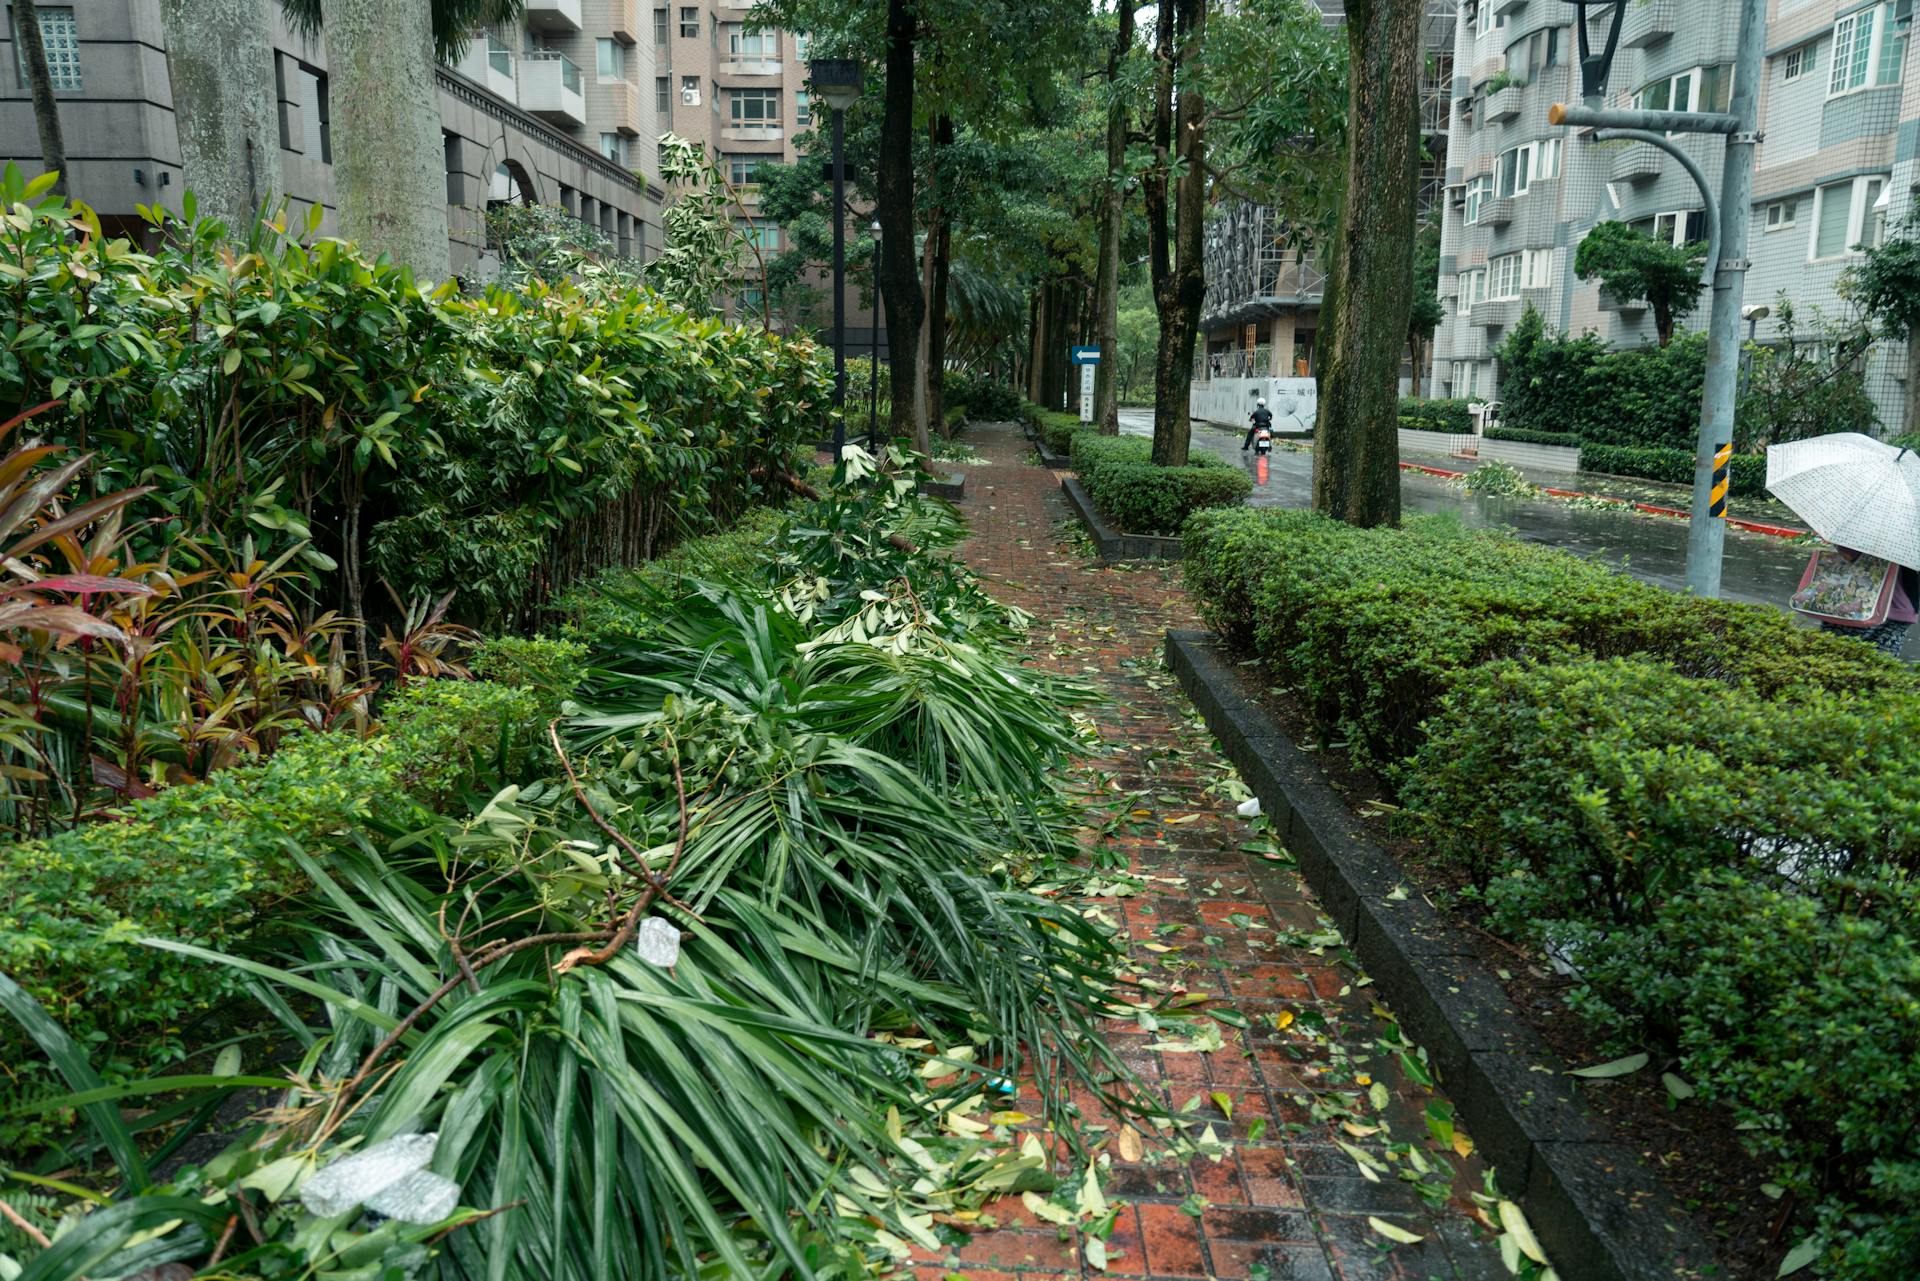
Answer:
720, 58, 783, 76
1620, 0, 1674, 48
605, 79, 641, 135
1473, 54, 1505, 85
1597, 289, 1647, 314
1492, 0, 1527, 14
1480, 196, 1515, 226
1484, 86, 1523, 122
609, 0, 639, 42
450, 32, 517, 103
1608, 140, 1662, 183
524, 0, 583, 31
721, 123, 784, 142
1473, 298, 1521, 328
520, 53, 586, 127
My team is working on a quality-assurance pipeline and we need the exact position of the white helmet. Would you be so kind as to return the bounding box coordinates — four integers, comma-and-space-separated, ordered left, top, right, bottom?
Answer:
1256, 398, 1267, 407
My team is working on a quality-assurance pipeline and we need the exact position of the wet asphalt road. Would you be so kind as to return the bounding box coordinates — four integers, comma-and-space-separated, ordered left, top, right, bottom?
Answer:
1115, 410, 1814, 612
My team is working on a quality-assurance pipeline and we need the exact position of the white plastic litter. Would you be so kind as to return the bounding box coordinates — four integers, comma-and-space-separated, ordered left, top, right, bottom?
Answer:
1235, 797, 1262, 818
635, 916, 682, 967
365, 1167, 463, 1224
301, 1133, 455, 1221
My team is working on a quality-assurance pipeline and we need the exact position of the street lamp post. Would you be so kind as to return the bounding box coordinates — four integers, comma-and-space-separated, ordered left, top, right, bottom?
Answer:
869, 218, 883, 452
808, 58, 863, 461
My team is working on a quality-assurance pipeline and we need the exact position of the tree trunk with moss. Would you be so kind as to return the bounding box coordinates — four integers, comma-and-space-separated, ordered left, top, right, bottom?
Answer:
1091, 3, 1134, 435
1147, 0, 1204, 468
15, 2, 67, 196
878, 0, 926, 450
1311, 0, 1420, 527
327, 0, 450, 279
161, 0, 282, 236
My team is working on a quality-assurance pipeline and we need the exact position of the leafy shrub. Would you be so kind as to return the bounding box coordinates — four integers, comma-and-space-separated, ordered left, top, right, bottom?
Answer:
1496, 306, 1706, 450
944, 369, 1024, 422
1484, 426, 1581, 447
379, 678, 555, 806
1184, 507, 1920, 1278
1460, 460, 1534, 496
1579, 442, 1767, 497
1037, 410, 1083, 456
1397, 397, 1474, 433
1181, 507, 1906, 767
1070, 433, 1250, 535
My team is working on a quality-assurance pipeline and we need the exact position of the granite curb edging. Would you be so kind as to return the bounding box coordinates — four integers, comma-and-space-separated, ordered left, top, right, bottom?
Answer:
921, 472, 966, 500
1060, 477, 1185, 562
1163, 630, 1720, 1281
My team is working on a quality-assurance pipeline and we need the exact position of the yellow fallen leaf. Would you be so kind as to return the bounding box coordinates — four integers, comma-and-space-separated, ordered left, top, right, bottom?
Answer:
1451, 1132, 1475, 1158
1499, 1200, 1547, 1264
1367, 1216, 1425, 1246
946, 1112, 990, 1136
1341, 1122, 1382, 1138
1118, 1127, 1143, 1162
1021, 1191, 1075, 1226
1079, 1164, 1108, 1217
1272, 1010, 1295, 1030
990, 1111, 1031, 1126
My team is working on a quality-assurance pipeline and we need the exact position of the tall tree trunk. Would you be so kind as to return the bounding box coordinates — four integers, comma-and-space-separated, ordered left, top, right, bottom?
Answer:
879, 0, 925, 447
328, 0, 450, 279
161, 0, 283, 237
1149, 0, 1205, 468
913, 229, 935, 453
1310, 0, 1420, 527
1906, 329, 1920, 440
1092, 2, 1129, 438
1026, 291, 1045, 402
15, 1, 67, 196
1043, 280, 1072, 409
926, 117, 954, 436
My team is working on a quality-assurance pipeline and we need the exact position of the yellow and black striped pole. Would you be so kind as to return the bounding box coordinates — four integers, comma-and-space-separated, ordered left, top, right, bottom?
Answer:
1709, 442, 1732, 519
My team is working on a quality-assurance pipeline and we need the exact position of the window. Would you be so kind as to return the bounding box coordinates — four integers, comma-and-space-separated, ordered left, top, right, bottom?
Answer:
1648, 209, 1707, 246
600, 133, 628, 164
653, 7, 667, 44
1458, 268, 1488, 312
729, 87, 780, 125
735, 217, 778, 250
656, 76, 670, 113
1829, 4, 1904, 94
1809, 175, 1889, 258
794, 88, 810, 127
1488, 252, 1542, 299
1465, 174, 1494, 223
1636, 64, 1732, 115
12, 4, 80, 91
1470, 0, 1504, 38
1452, 362, 1480, 399
1782, 43, 1813, 81
1504, 26, 1558, 82
678, 6, 698, 37
1522, 247, 1553, 289
729, 26, 778, 58
1535, 137, 1562, 180
680, 75, 699, 105
1764, 197, 1800, 230
794, 33, 811, 59
726, 154, 764, 185
596, 38, 623, 79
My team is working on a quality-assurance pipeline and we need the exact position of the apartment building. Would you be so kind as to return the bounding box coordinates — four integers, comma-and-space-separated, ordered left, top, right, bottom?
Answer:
1431, 0, 1915, 431
1190, 0, 1456, 426
0, 0, 663, 278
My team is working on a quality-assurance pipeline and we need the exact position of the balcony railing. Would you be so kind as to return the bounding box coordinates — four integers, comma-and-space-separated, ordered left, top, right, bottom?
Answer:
520, 52, 586, 126
1485, 86, 1522, 122
1608, 141, 1662, 183
450, 32, 518, 104
1620, 0, 1674, 48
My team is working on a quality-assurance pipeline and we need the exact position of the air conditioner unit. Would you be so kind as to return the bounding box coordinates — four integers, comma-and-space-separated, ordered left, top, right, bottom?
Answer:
682, 85, 700, 105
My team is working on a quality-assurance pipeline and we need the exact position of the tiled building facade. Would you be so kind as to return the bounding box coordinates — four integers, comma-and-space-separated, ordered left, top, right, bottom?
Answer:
1, 0, 664, 278
1432, 0, 1915, 431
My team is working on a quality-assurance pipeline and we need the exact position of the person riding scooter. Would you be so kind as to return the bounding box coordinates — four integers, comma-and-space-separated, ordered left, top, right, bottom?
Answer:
1242, 398, 1274, 451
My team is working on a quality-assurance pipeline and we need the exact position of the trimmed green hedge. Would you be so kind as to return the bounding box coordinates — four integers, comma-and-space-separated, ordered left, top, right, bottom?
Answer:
1579, 442, 1767, 497
1182, 507, 1920, 1278
1035, 409, 1083, 456
1070, 432, 1251, 536
1399, 397, 1475, 433
1485, 426, 1581, 448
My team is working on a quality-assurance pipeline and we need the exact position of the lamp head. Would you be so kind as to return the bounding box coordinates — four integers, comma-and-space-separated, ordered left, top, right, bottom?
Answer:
1742, 303, 1771, 322
807, 59, 864, 113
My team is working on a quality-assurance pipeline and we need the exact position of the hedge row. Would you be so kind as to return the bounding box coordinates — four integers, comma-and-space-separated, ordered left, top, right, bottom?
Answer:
1398, 397, 1475, 433
1182, 507, 1920, 1279
0, 681, 547, 1084
1579, 442, 1767, 497
1484, 426, 1581, 448
1069, 431, 1252, 536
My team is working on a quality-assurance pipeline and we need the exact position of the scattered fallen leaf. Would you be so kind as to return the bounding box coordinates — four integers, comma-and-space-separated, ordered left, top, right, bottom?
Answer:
1568, 1052, 1649, 1079
1498, 1200, 1547, 1264
1368, 1216, 1425, 1245
1117, 1127, 1143, 1162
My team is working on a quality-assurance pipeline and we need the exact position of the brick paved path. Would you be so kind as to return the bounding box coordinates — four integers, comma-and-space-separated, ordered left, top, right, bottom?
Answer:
921, 422, 1507, 1281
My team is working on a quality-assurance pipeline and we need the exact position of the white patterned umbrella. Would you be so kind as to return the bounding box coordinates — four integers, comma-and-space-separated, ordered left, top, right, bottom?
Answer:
1766, 433, 1920, 568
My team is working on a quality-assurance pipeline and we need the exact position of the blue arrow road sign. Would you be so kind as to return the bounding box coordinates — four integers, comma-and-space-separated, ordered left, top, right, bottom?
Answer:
1070, 345, 1101, 364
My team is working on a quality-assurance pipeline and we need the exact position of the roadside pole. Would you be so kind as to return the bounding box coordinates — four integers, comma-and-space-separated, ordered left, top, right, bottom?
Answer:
1683, 0, 1766, 598
1072, 345, 1100, 423
1550, 0, 1767, 597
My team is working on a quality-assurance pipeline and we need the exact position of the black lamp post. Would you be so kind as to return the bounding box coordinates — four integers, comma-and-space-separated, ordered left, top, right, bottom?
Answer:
808, 58, 863, 460
868, 218, 883, 452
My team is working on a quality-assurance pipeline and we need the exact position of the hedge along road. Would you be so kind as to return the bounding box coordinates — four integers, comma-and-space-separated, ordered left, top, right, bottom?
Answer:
1117, 411, 1841, 634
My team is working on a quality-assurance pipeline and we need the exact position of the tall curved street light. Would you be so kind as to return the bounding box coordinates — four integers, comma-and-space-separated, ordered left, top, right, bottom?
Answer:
807, 58, 863, 460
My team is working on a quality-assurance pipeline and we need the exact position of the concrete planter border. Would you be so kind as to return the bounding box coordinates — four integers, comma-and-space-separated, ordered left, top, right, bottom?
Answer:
920, 472, 966, 501
1164, 630, 1720, 1281
1061, 477, 1184, 561
1035, 442, 1073, 468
